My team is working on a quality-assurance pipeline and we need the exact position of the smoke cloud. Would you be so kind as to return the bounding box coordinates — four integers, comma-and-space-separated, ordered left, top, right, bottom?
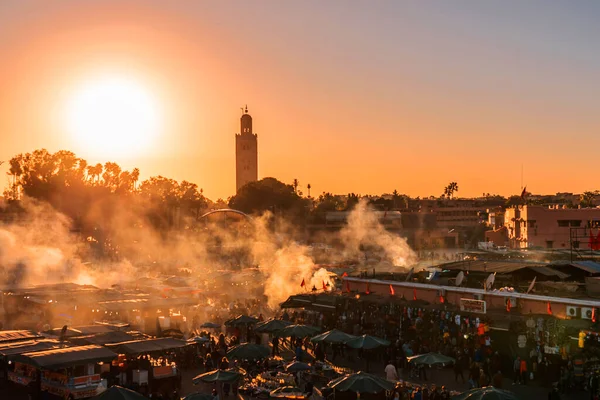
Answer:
0, 196, 417, 317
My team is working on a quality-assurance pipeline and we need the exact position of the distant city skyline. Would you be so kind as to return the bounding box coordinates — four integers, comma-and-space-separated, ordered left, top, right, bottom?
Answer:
1, 1, 600, 200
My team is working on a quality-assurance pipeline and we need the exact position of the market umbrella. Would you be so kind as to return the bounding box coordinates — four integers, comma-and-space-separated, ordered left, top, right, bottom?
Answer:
200, 322, 221, 329
327, 371, 395, 394
224, 315, 259, 326
451, 386, 519, 400
226, 343, 270, 360
182, 393, 214, 400
311, 329, 357, 344
407, 352, 455, 366
192, 369, 243, 385
93, 385, 149, 400
285, 361, 312, 373
277, 324, 320, 338
344, 335, 390, 350
254, 319, 292, 333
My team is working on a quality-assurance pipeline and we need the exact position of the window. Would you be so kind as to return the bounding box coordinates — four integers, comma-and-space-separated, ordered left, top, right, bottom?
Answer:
557, 220, 569, 227
527, 220, 536, 228
570, 220, 582, 227
546, 241, 554, 249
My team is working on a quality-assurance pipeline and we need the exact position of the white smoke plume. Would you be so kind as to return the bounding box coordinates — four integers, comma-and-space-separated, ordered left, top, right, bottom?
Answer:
0, 196, 417, 315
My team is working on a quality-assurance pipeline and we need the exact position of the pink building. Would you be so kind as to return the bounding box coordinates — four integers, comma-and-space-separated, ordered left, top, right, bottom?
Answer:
503, 205, 600, 249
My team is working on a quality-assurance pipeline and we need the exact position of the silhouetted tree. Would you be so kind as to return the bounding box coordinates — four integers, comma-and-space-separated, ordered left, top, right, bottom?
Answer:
229, 177, 306, 216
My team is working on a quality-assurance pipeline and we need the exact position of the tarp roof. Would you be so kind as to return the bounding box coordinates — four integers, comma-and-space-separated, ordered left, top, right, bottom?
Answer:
13, 345, 117, 369
568, 261, 600, 274
72, 325, 115, 335
107, 338, 188, 354
0, 339, 62, 357
439, 260, 569, 279
71, 331, 140, 346
0, 330, 43, 344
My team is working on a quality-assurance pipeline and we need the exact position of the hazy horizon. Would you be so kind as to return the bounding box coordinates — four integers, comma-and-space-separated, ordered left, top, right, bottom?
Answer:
1, 1, 599, 200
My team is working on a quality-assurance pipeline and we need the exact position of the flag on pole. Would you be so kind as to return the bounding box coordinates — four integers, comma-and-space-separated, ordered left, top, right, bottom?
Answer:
345, 280, 351, 293
506, 298, 511, 312
439, 295, 444, 304
389, 284, 395, 296
300, 278, 306, 288
342, 272, 348, 277
413, 288, 417, 301
366, 283, 370, 295
520, 186, 528, 200
593, 307, 597, 323
590, 228, 597, 251
547, 301, 552, 315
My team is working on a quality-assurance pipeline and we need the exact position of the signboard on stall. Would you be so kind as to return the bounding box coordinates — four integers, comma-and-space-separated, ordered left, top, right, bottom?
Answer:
72, 387, 100, 399
153, 365, 175, 379
459, 298, 487, 314
8, 372, 32, 386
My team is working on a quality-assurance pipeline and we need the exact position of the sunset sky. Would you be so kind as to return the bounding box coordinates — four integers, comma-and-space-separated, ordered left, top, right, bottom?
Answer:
1, 1, 599, 200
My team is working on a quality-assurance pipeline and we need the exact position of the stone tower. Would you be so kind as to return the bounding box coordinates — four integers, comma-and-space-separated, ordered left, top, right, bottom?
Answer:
235, 106, 258, 192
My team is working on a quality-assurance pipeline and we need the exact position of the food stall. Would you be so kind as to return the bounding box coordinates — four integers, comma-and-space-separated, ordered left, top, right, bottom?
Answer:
106, 337, 189, 394
10, 344, 117, 399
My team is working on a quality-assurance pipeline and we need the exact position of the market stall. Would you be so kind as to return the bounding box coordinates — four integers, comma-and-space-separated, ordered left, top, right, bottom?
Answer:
10, 344, 117, 399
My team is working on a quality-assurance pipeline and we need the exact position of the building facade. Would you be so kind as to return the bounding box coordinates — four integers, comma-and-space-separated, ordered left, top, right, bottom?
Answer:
235, 106, 258, 192
503, 205, 600, 249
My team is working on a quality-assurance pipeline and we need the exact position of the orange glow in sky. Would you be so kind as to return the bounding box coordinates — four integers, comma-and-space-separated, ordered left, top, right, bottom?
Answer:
1, 1, 600, 200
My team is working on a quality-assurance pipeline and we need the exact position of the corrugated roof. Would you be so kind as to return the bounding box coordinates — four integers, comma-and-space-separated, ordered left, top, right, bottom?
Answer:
570, 261, 600, 274
14, 345, 117, 369
0, 339, 62, 357
0, 330, 42, 344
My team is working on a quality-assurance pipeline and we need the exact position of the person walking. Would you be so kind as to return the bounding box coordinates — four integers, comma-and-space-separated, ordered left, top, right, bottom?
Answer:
385, 361, 399, 381
513, 356, 521, 385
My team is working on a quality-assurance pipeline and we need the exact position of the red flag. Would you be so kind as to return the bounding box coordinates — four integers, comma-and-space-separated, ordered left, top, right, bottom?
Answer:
590, 229, 597, 251
300, 278, 306, 287
593, 308, 597, 323
389, 285, 395, 296
439, 295, 444, 304
506, 299, 511, 312
413, 288, 417, 301
322, 281, 327, 290
366, 283, 370, 295
346, 280, 351, 293
547, 301, 552, 315
342, 272, 348, 277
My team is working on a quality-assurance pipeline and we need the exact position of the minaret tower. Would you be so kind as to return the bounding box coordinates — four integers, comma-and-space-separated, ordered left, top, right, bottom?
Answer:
235, 105, 258, 192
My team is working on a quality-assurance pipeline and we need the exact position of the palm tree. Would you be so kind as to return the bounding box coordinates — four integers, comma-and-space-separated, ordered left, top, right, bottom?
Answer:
445, 182, 459, 199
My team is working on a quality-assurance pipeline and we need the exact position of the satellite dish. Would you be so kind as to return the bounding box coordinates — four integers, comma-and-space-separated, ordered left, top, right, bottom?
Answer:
485, 273, 496, 291
526, 276, 536, 294
405, 267, 415, 282
455, 271, 465, 287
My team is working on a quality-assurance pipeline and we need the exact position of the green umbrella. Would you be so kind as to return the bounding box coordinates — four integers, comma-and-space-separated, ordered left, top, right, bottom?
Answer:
255, 319, 292, 333
451, 386, 519, 400
345, 335, 390, 350
192, 369, 242, 385
94, 385, 149, 400
327, 371, 395, 394
226, 343, 270, 360
407, 352, 455, 366
277, 324, 320, 338
311, 329, 356, 344
225, 315, 258, 326
182, 393, 214, 400
285, 361, 312, 373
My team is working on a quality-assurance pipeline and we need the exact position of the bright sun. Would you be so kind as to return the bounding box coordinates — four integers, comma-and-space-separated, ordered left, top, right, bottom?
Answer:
65, 76, 162, 158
